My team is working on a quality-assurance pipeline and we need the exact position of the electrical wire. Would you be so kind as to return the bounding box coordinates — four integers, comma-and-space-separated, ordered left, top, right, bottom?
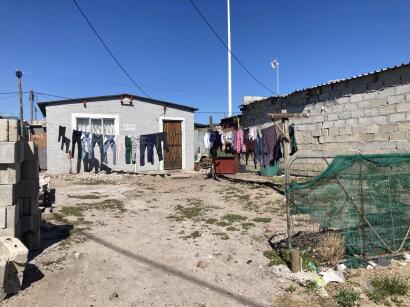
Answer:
34, 92, 72, 100
189, 0, 274, 95
0, 94, 19, 101
72, 0, 150, 98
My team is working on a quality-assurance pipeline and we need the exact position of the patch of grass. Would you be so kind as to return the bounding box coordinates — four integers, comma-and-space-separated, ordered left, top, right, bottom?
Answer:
205, 218, 218, 224
368, 275, 409, 304
67, 194, 101, 200
222, 214, 247, 223
169, 200, 207, 222
305, 280, 320, 295
91, 199, 126, 212
241, 222, 255, 230
263, 250, 286, 266
334, 289, 360, 307
216, 221, 231, 227
59, 206, 84, 217
226, 226, 240, 231
213, 232, 229, 240
284, 285, 296, 293
252, 217, 272, 223
184, 230, 201, 240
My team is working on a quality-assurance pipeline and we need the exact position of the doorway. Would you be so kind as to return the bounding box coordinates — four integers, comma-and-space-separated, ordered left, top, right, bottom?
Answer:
163, 120, 182, 170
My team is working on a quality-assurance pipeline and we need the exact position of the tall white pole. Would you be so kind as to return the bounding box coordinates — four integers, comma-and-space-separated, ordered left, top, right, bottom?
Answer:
227, 0, 232, 117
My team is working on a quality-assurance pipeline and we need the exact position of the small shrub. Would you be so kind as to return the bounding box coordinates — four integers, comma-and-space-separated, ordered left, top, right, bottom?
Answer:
284, 285, 296, 293
368, 275, 409, 303
334, 289, 359, 307
305, 280, 319, 294
316, 232, 345, 266
263, 250, 286, 266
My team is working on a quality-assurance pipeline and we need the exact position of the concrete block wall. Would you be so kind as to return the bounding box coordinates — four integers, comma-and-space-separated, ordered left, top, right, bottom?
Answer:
241, 64, 410, 176
0, 121, 41, 250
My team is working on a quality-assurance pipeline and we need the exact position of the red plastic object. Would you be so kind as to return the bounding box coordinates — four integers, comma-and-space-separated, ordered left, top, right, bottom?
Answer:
215, 156, 240, 174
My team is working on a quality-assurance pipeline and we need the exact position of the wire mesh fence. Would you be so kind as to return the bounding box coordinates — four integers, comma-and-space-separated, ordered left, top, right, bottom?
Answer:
287, 154, 410, 258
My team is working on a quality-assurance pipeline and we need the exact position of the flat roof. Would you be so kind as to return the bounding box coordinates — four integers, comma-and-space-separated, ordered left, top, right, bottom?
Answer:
37, 93, 198, 116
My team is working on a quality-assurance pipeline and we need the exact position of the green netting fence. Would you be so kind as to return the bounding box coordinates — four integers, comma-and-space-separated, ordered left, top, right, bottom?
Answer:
287, 154, 410, 258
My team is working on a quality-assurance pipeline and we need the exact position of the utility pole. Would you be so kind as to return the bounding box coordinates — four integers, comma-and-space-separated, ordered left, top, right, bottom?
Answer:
29, 90, 34, 125
16, 69, 24, 140
35, 107, 37, 121
227, 0, 232, 117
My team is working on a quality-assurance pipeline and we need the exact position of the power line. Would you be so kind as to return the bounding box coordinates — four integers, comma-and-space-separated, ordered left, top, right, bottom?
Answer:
34, 92, 72, 100
72, 0, 150, 98
189, 0, 274, 95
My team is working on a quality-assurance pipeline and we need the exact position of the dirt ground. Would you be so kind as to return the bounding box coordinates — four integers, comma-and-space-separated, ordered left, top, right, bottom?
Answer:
2, 172, 290, 307
3, 171, 410, 307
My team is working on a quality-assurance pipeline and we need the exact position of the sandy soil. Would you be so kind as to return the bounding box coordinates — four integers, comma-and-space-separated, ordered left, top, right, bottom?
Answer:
2, 172, 289, 307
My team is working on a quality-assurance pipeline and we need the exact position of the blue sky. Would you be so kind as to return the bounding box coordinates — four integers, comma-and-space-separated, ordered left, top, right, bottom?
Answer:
0, 0, 409, 123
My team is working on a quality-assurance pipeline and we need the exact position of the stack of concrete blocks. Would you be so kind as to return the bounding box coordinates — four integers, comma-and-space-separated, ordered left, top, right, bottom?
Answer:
0, 118, 41, 250
0, 237, 28, 298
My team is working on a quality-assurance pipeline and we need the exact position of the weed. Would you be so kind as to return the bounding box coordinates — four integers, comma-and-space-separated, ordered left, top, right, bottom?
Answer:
216, 221, 231, 227
284, 285, 296, 293
184, 230, 201, 240
213, 232, 229, 240
305, 280, 319, 294
368, 275, 409, 303
263, 250, 286, 266
60, 206, 84, 217
222, 214, 247, 223
241, 222, 255, 230
252, 217, 272, 223
316, 232, 345, 266
226, 226, 240, 231
334, 289, 359, 307
205, 218, 218, 224
67, 194, 101, 200
169, 201, 207, 222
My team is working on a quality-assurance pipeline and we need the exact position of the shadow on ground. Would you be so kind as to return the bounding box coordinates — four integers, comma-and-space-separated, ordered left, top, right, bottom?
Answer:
217, 174, 285, 195
84, 232, 269, 307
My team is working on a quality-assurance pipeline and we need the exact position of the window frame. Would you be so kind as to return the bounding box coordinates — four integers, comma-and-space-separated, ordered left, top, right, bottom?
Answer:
71, 113, 120, 136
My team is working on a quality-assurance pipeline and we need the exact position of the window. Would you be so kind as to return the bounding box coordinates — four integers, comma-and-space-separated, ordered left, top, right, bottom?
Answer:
74, 115, 118, 136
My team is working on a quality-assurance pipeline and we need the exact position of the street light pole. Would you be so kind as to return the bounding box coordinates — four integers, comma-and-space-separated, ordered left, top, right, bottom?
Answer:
271, 59, 280, 95
227, 0, 232, 117
16, 69, 24, 140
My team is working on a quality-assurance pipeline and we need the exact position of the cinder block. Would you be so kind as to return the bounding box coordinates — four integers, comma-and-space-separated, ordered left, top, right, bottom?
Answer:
0, 237, 28, 294
19, 216, 33, 234
397, 122, 410, 131
388, 95, 406, 105
396, 103, 410, 113
364, 108, 379, 116
0, 120, 8, 142
375, 133, 390, 141
23, 141, 38, 162
0, 185, 16, 207
6, 204, 19, 233
380, 124, 398, 133
0, 207, 5, 229
390, 131, 408, 141
339, 112, 352, 120
361, 134, 375, 142
352, 126, 366, 134
365, 125, 380, 134
15, 179, 38, 199
311, 129, 321, 137
21, 161, 39, 180
389, 113, 406, 123
7, 120, 18, 142
0, 164, 21, 185
0, 142, 24, 164
22, 231, 40, 251
395, 84, 410, 95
